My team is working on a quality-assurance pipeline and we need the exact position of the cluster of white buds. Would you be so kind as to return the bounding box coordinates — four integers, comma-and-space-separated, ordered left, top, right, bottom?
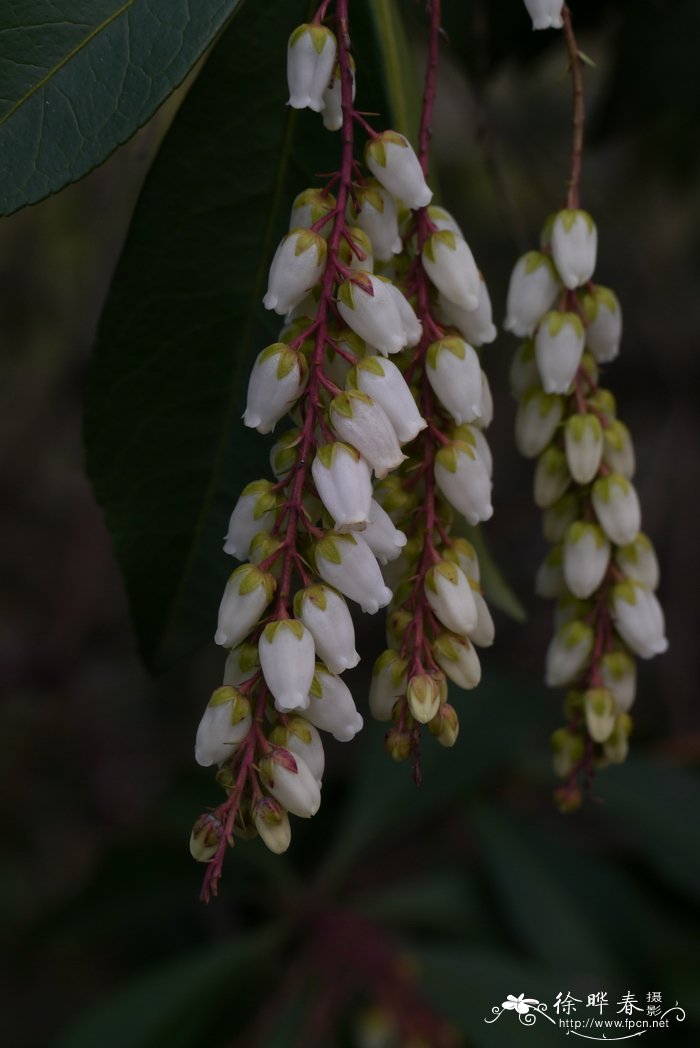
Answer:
191, 3, 493, 893
507, 206, 667, 809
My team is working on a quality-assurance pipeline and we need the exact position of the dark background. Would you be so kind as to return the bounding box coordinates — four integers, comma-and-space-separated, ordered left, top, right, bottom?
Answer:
1, 1, 698, 1045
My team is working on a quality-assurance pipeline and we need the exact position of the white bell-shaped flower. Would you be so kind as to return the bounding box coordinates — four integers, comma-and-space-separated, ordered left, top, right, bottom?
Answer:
433, 632, 481, 690
437, 277, 497, 347
468, 587, 495, 647
215, 564, 275, 648
509, 340, 539, 400
314, 532, 392, 614
270, 717, 325, 784
603, 420, 636, 479
504, 252, 560, 337
260, 748, 321, 818
329, 390, 405, 478
435, 440, 493, 525
454, 423, 493, 478
603, 714, 632, 764
223, 642, 259, 686
545, 620, 594, 687
600, 651, 637, 713
534, 447, 571, 508
542, 493, 580, 544
445, 538, 480, 583
474, 369, 494, 430
362, 499, 407, 564
289, 187, 336, 233
592, 473, 641, 546
611, 580, 668, 658
382, 279, 422, 347
223, 480, 278, 560
365, 131, 432, 210
337, 273, 406, 355
294, 584, 359, 674
583, 688, 617, 743
535, 544, 566, 599
369, 649, 407, 721
582, 285, 622, 363
551, 209, 598, 290
263, 229, 327, 315
286, 23, 337, 112
194, 686, 252, 767
259, 619, 316, 713
422, 231, 480, 312
615, 532, 660, 590
321, 57, 355, 131
515, 388, 564, 458
426, 336, 482, 424
407, 673, 441, 725
563, 522, 611, 599
352, 181, 402, 261
243, 342, 307, 434
425, 561, 478, 637
305, 666, 364, 741
523, 0, 564, 30
564, 413, 603, 484
253, 798, 292, 855
427, 205, 463, 236
351, 355, 426, 444
535, 310, 585, 394
312, 442, 372, 531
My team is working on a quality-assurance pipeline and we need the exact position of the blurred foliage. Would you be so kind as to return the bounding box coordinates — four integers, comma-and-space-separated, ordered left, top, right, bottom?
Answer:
2, 1, 700, 1046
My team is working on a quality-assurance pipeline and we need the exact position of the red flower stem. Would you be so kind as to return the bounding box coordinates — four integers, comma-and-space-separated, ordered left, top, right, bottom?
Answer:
562, 4, 585, 209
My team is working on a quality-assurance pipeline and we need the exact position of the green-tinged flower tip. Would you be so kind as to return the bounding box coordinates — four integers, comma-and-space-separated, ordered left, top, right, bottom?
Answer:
384, 726, 412, 761
428, 703, 459, 747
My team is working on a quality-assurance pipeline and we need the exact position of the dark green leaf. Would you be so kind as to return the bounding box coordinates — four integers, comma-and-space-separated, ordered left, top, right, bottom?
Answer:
464, 525, 527, 623
85, 0, 418, 670
0, 1, 246, 216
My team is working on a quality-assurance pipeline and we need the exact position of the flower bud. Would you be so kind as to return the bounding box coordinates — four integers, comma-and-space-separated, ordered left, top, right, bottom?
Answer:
329, 390, 405, 478
554, 593, 591, 631
253, 797, 292, 854
428, 703, 460, 747
314, 532, 392, 613
435, 441, 493, 525
592, 473, 641, 546
263, 229, 327, 315
224, 480, 278, 560
437, 276, 497, 347
287, 23, 337, 112
350, 355, 426, 444
195, 686, 252, 767
406, 673, 441, 724
270, 716, 325, 783
426, 337, 482, 424
542, 492, 580, 544
454, 423, 493, 478
515, 389, 564, 458
337, 273, 407, 356
340, 227, 374, 275
215, 564, 276, 647
551, 727, 585, 778
603, 713, 632, 764
189, 813, 222, 863
365, 131, 432, 210
504, 252, 560, 337
321, 56, 355, 131
385, 726, 412, 761
443, 537, 480, 582
305, 666, 364, 740
223, 641, 260, 686
535, 311, 585, 394
369, 649, 408, 720
564, 413, 603, 484
312, 442, 372, 532
583, 687, 616, 743
600, 650, 637, 713
523, 0, 564, 30
551, 209, 597, 289
602, 420, 636, 479
382, 278, 422, 348
352, 181, 402, 261
362, 499, 407, 564
610, 580, 668, 658
422, 231, 480, 312
615, 532, 660, 590
563, 521, 611, 599
248, 532, 285, 573
509, 340, 539, 399
535, 544, 566, 599
260, 748, 321, 818
270, 427, 302, 478
294, 584, 359, 674
259, 619, 316, 712
434, 632, 481, 690
581, 285, 622, 363
426, 561, 478, 637
468, 585, 495, 647
475, 369, 494, 430
534, 446, 571, 508
545, 620, 594, 687
374, 474, 416, 522
289, 187, 336, 232
243, 342, 308, 433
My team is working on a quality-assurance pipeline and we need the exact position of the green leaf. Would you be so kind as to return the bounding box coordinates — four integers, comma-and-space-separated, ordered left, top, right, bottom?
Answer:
85, 0, 418, 670
0, 1, 247, 216
53, 927, 280, 1048
365, 0, 421, 141
464, 524, 527, 623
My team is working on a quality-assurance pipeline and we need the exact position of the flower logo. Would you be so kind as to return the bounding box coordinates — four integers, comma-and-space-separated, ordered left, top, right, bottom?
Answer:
501, 993, 540, 1015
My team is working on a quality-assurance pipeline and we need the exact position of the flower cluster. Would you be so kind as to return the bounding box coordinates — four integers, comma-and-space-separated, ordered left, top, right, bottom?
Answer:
190, 3, 495, 894
506, 207, 667, 808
